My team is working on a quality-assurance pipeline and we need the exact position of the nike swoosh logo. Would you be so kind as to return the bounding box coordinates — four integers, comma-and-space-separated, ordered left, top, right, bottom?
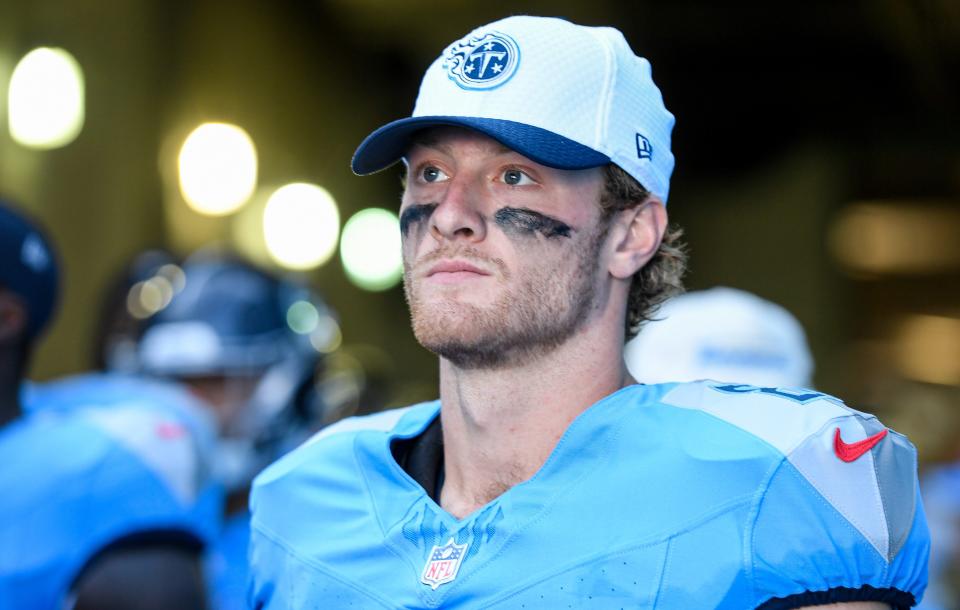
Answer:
833, 427, 888, 462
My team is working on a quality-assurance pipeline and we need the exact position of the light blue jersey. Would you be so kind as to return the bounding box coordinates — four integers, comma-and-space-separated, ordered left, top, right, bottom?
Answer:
249, 381, 929, 608
917, 463, 960, 609
206, 510, 252, 610
0, 373, 222, 609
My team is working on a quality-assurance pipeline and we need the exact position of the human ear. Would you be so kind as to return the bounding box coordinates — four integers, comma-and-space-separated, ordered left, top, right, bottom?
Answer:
606, 199, 667, 280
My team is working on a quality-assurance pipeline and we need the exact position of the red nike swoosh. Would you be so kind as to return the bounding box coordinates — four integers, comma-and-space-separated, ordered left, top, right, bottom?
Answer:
833, 427, 888, 462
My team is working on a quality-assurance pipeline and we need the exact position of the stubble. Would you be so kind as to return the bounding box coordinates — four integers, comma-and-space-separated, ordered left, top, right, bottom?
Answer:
404, 224, 609, 370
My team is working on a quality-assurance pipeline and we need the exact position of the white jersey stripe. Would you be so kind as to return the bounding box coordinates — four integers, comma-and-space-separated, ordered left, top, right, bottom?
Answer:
662, 381, 892, 561
787, 418, 889, 559
661, 381, 854, 456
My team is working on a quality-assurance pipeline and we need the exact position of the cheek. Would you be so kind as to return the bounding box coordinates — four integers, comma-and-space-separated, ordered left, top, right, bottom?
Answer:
400, 224, 431, 263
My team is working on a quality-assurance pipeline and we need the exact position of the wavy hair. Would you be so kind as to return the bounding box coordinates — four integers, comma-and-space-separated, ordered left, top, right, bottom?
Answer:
599, 165, 688, 341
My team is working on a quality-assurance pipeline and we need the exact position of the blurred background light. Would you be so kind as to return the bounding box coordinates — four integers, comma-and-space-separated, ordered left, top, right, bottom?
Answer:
340, 208, 402, 291
157, 264, 187, 293
263, 183, 339, 270
124, 268, 181, 320
8, 47, 85, 149
286, 300, 320, 335
146, 275, 175, 309
829, 202, 960, 276
895, 314, 960, 386
309, 314, 342, 354
127, 280, 160, 319
178, 122, 258, 216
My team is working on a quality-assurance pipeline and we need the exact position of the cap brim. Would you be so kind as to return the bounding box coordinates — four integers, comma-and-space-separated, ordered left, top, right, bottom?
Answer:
351, 116, 610, 175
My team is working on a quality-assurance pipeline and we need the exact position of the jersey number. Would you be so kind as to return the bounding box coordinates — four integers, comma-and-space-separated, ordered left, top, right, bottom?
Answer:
710, 383, 830, 405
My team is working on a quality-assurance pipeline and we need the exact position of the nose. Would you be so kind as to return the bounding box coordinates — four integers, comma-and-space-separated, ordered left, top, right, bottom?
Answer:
430, 177, 486, 243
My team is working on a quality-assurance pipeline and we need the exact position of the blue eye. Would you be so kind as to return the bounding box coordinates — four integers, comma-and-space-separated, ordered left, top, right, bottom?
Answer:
503, 169, 533, 186
422, 166, 449, 183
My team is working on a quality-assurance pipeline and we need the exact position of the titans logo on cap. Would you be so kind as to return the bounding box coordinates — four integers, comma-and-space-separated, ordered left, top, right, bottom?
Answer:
443, 31, 520, 90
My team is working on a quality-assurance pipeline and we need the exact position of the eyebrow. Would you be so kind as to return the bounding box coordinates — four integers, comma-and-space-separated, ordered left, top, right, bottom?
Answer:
399, 203, 437, 236
493, 207, 573, 239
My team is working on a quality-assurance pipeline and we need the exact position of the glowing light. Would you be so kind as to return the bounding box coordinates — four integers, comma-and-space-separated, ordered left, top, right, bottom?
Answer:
127, 281, 159, 319
895, 314, 960, 386
178, 123, 257, 216
147, 276, 175, 309
287, 300, 320, 335
157, 264, 186, 293
309, 315, 342, 354
340, 208, 402, 291
263, 183, 339, 270
829, 203, 960, 275
125, 276, 175, 320
8, 47, 85, 149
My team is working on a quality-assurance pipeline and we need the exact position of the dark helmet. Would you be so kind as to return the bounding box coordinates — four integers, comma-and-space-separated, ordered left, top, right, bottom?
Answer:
95, 249, 179, 372
127, 251, 340, 488
0, 201, 59, 340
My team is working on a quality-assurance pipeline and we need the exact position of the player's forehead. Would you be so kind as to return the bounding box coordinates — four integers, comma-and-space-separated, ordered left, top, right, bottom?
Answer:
406, 126, 519, 161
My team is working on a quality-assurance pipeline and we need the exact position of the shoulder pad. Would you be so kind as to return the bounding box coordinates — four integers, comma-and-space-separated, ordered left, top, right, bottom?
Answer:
81, 406, 209, 506
664, 381, 918, 561
253, 403, 437, 493
662, 381, 856, 455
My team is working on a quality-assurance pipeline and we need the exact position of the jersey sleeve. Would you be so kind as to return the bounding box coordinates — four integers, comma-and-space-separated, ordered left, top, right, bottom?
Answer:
0, 394, 223, 609
749, 416, 930, 608
79, 402, 223, 546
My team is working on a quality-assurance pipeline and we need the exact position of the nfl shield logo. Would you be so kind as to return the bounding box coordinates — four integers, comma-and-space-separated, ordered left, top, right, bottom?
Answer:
420, 538, 469, 590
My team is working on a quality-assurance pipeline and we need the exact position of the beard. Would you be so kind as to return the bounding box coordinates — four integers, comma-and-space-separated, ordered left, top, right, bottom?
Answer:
403, 226, 608, 370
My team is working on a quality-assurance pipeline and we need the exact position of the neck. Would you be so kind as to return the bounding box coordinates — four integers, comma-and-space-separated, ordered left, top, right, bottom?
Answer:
437, 319, 631, 519
0, 351, 24, 428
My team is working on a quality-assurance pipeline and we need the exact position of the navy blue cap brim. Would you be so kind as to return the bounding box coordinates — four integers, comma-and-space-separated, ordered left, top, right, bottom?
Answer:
351, 116, 610, 175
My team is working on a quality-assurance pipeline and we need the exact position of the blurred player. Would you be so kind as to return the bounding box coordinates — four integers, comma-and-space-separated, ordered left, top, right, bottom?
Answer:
624, 286, 814, 387
124, 252, 338, 610
249, 15, 929, 609
0, 202, 219, 609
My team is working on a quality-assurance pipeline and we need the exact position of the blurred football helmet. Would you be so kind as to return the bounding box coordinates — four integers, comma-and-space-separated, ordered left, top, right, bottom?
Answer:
126, 251, 341, 491
95, 249, 179, 373
624, 286, 814, 388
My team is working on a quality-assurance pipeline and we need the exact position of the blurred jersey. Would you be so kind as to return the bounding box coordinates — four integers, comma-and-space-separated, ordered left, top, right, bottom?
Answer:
205, 511, 251, 610
0, 373, 222, 609
918, 463, 960, 609
625, 287, 814, 388
249, 381, 928, 608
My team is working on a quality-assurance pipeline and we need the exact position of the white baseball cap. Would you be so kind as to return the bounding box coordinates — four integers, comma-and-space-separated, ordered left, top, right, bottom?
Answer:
351, 15, 676, 203
624, 287, 815, 388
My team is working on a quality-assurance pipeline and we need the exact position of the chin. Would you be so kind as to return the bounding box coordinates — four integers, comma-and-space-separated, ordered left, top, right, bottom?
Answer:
410, 301, 585, 371
409, 301, 509, 368
411, 301, 489, 344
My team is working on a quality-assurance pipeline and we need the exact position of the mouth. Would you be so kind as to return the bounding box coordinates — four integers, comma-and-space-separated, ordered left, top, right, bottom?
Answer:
424, 260, 492, 282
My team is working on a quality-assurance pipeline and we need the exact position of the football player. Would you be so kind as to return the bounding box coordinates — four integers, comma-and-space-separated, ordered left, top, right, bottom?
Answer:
127, 252, 338, 609
248, 16, 929, 609
0, 202, 218, 610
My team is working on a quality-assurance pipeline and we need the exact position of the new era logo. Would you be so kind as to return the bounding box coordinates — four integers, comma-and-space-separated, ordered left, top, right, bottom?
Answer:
635, 133, 653, 160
